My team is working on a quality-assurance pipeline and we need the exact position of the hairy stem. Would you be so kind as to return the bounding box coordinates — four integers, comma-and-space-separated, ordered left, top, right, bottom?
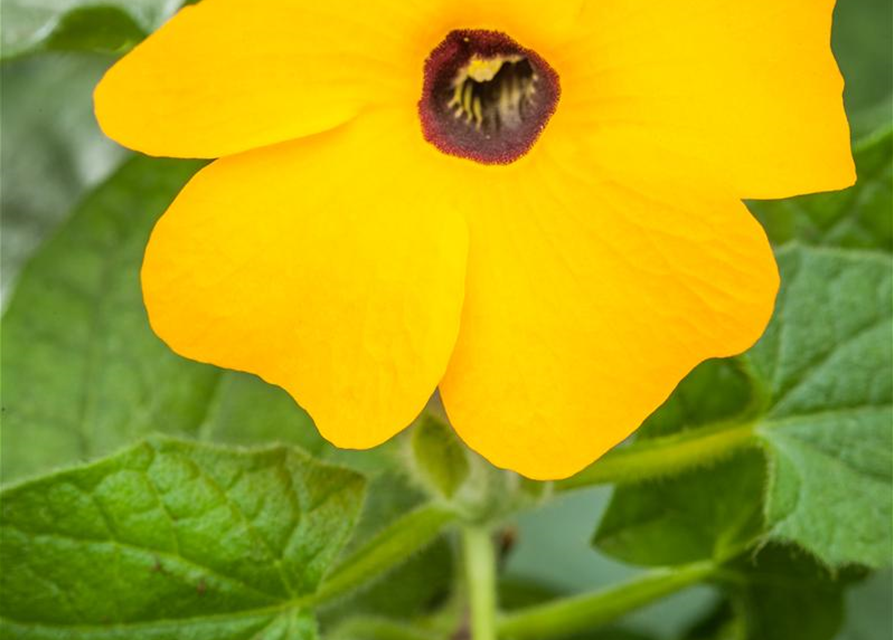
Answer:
498, 561, 715, 639
331, 617, 439, 640
312, 503, 457, 605
463, 525, 498, 640
556, 421, 758, 492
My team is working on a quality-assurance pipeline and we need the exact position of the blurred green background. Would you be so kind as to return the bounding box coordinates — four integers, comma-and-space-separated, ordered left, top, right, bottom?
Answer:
1, 0, 891, 638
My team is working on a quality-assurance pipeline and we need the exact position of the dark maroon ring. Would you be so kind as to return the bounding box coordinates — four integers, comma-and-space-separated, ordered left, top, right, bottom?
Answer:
418, 29, 561, 165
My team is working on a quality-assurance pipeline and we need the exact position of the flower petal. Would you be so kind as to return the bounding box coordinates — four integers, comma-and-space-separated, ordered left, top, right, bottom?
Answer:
94, 0, 448, 158
438, 149, 778, 480
142, 110, 467, 448
557, 0, 853, 199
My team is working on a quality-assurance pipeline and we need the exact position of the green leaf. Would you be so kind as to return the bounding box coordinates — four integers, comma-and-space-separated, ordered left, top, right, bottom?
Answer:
1, 157, 205, 481
679, 601, 743, 640
680, 544, 860, 640
594, 451, 765, 567
592, 359, 765, 566
43, 6, 148, 55
750, 245, 893, 568
715, 545, 861, 640
0, 436, 366, 639
848, 95, 893, 142
635, 359, 758, 439
833, 0, 893, 112
192, 372, 327, 457
556, 360, 760, 491
0, 1, 179, 59
0, 53, 125, 306
316, 504, 456, 606
0, 156, 324, 482
748, 122, 893, 253
318, 475, 455, 626
591, 245, 891, 569
411, 414, 470, 499
320, 538, 453, 627
0, 153, 422, 632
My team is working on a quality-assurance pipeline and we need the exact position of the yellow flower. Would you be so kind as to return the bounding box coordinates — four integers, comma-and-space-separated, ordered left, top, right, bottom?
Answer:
94, 0, 854, 479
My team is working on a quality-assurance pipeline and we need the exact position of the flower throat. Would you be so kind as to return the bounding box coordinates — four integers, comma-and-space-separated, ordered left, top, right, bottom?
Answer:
419, 30, 560, 165
449, 55, 535, 131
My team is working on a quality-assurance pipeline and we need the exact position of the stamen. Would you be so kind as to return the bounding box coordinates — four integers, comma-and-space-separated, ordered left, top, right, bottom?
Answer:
419, 30, 561, 165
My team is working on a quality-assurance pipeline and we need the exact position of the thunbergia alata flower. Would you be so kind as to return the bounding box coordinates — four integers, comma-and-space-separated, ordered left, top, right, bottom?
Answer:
94, 0, 854, 479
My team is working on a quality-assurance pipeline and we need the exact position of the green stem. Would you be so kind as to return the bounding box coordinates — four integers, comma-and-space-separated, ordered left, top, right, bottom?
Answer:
312, 503, 457, 605
332, 617, 438, 640
556, 421, 757, 492
498, 561, 715, 640
463, 525, 498, 640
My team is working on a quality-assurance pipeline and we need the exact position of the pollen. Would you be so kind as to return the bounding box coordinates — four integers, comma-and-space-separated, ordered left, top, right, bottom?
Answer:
448, 54, 538, 131
418, 30, 560, 165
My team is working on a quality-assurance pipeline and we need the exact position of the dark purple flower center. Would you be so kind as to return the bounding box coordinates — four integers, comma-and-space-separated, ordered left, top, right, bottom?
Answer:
418, 30, 560, 165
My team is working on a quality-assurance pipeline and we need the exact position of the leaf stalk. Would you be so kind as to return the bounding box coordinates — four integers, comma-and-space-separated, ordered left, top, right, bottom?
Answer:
498, 561, 716, 639
311, 503, 457, 606
557, 421, 758, 491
